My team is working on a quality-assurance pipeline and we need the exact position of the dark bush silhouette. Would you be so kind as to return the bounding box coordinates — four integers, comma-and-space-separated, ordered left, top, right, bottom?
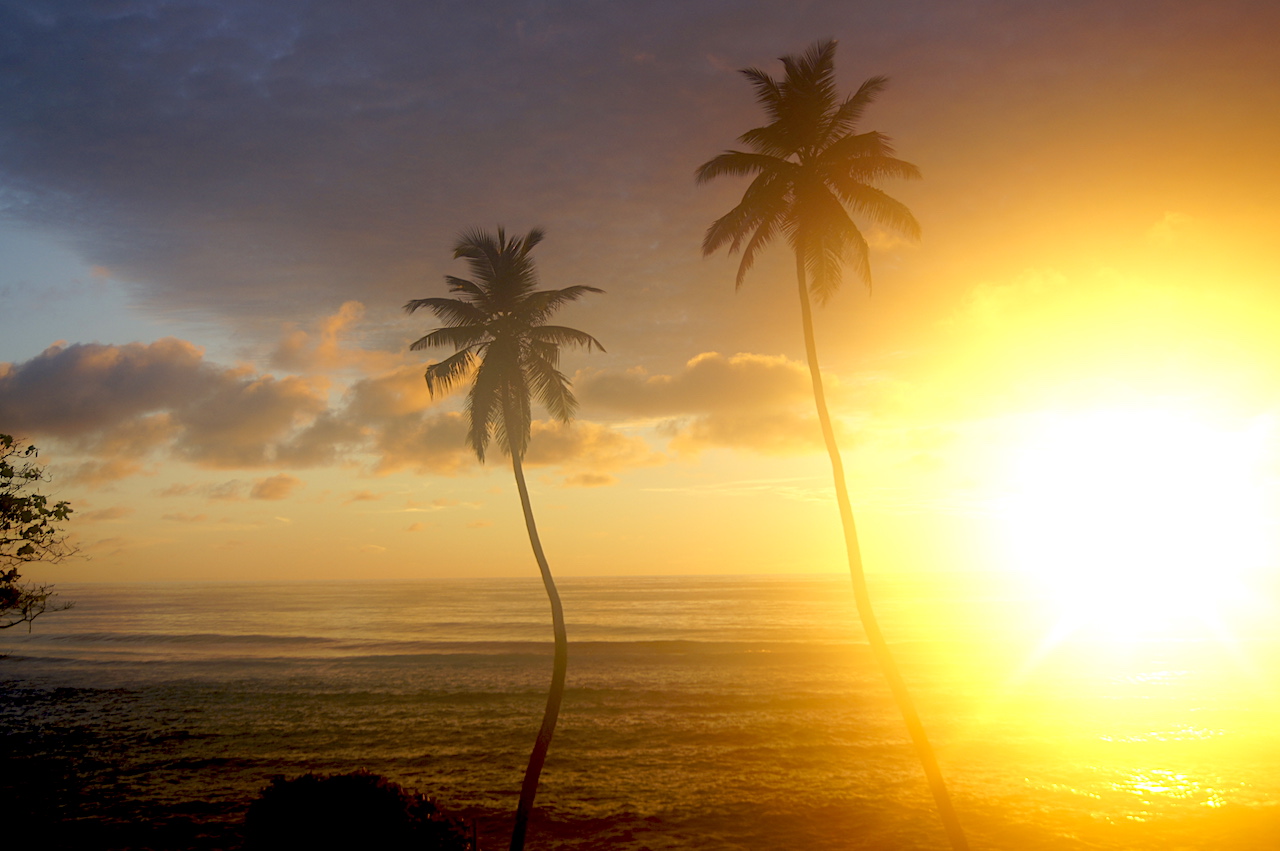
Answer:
1, 433, 76, 630
244, 770, 471, 851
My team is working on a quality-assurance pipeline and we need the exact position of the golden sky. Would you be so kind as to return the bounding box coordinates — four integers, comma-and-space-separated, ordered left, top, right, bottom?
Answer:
1, 1, 1278, 604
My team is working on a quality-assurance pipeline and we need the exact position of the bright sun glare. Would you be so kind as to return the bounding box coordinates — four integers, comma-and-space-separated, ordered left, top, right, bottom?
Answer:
997, 407, 1277, 641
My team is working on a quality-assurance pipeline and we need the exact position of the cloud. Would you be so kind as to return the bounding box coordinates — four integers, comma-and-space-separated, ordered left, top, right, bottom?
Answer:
208, 481, 246, 501
579, 351, 813, 417
250, 473, 304, 501
174, 372, 328, 468
524, 420, 661, 470
344, 490, 382, 504
0, 0, 1274, 394
0, 336, 659, 482
268, 301, 402, 374
366, 410, 474, 475
0, 339, 210, 436
64, 457, 151, 487
561, 472, 617, 488
339, 365, 661, 478
157, 483, 200, 497
0, 0, 778, 336
664, 411, 824, 456
79, 506, 134, 522
578, 352, 831, 456
0, 339, 332, 475
162, 513, 209, 523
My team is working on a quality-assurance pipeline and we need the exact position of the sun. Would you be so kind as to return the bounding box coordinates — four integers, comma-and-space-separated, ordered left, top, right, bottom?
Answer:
995, 406, 1277, 641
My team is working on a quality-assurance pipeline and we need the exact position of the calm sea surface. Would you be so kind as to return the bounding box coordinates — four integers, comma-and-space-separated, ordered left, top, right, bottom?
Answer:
2, 574, 1278, 850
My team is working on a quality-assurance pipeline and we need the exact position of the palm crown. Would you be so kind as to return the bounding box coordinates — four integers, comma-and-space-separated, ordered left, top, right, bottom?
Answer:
696, 39, 922, 301
405, 227, 604, 462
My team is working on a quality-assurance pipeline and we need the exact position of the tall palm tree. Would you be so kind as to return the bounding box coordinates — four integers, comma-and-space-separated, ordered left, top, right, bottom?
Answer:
696, 40, 969, 850
405, 226, 604, 851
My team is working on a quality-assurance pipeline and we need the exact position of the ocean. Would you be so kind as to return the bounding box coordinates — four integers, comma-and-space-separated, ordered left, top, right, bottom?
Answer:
2, 574, 1278, 850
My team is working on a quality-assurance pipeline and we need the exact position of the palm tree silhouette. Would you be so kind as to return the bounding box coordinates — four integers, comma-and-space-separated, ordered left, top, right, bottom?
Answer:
405, 227, 604, 851
696, 40, 969, 850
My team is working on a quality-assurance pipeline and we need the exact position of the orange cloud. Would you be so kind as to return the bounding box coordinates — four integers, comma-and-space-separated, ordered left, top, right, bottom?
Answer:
250, 473, 304, 501
664, 411, 825, 456
79, 505, 134, 522
175, 373, 328, 468
579, 351, 812, 417
367, 410, 473, 476
561, 472, 617, 488
65, 457, 150, 487
162, 513, 209, 523
269, 301, 402, 374
578, 352, 840, 458
524, 420, 661, 470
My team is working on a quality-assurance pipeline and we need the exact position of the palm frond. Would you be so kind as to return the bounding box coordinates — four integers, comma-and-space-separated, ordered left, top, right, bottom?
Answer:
814, 130, 896, 169
410, 325, 491, 352
829, 179, 923, 242
444, 276, 489, 302
453, 226, 506, 289
779, 40, 838, 105
701, 170, 790, 256
702, 204, 756, 257
517, 227, 547, 254
424, 348, 478, 396
524, 350, 576, 424
528, 338, 561, 370
466, 352, 502, 462
528, 325, 606, 352
813, 214, 872, 298
735, 212, 786, 288
845, 153, 922, 184
695, 150, 788, 184
739, 66, 784, 121
806, 241, 844, 303
522, 286, 606, 323
736, 123, 797, 158
700, 39, 917, 304
492, 373, 532, 460
826, 75, 888, 139
777, 40, 839, 150
408, 227, 602, 462
404, 297, 488, 327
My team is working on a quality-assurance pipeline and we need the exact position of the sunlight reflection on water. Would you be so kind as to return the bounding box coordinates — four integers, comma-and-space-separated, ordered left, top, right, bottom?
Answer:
2, 574, 1279, 850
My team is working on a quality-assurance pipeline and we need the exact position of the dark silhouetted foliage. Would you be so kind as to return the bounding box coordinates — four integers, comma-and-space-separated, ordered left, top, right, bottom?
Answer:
1, 433, 75, 629
244, 770, 472, 851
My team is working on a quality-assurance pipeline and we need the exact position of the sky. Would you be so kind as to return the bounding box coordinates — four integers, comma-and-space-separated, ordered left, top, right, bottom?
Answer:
2, 0, 1280, 590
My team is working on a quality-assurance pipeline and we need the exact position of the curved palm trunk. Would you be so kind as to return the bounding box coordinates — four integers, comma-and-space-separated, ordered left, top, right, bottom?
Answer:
794, 254, 970, 851
508, 449, 569, 851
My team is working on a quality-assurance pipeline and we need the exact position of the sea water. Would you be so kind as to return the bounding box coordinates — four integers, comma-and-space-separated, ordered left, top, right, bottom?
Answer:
2, 574, 1278, 850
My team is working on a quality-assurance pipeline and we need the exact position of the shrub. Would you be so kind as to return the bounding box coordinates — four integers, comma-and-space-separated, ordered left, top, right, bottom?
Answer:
244, 770, 471, 851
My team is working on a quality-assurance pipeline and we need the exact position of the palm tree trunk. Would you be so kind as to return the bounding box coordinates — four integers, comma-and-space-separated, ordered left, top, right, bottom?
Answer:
794, 253, 970, 851
507, 449, 569, 851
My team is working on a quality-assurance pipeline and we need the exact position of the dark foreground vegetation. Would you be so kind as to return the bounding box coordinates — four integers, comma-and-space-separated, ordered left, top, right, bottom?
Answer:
1, 715, 472, 851
245, 771, 472, 850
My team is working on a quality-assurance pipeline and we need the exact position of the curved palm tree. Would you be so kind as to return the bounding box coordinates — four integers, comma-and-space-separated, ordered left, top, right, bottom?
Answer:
405, 226, 604, 851
696, 40, 969, 850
